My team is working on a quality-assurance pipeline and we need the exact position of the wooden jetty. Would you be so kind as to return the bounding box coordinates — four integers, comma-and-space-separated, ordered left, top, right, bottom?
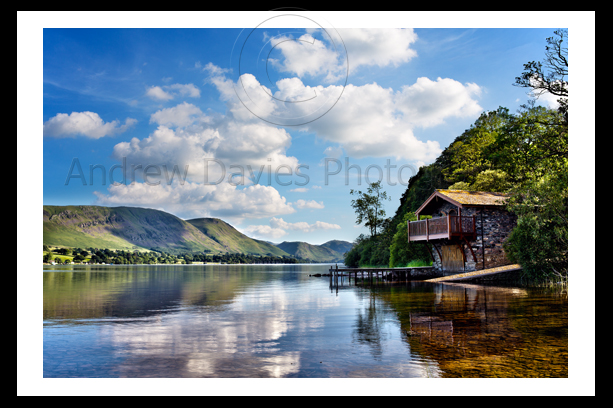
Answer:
327, 263, 522, 284
328, 264, 436, 283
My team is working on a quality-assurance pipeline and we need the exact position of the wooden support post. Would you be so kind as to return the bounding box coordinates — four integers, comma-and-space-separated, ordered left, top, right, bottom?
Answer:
461, 235, 478, 263
423, 242, 435, 263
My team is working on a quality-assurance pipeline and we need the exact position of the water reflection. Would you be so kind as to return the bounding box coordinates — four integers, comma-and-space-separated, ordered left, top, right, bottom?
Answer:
43, 265, 567, 378
359, 281, 568, 378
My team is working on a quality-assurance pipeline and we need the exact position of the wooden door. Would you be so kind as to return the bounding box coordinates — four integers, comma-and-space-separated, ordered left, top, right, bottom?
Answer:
441, 245, 464, 273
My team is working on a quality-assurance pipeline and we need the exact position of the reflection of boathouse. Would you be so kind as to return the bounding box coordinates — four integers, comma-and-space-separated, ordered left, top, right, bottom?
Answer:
408, 190, 517, 275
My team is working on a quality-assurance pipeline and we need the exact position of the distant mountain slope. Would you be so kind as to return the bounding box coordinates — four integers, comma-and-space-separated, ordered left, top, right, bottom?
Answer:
43, 205, 226, 253
275, 241, 347, 263
43, 205, 347, 260
186, 218, 290, 257
319, 240, 353, 256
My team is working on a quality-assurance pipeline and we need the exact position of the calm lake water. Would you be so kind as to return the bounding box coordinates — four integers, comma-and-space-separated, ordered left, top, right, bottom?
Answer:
43, 264, 568, 378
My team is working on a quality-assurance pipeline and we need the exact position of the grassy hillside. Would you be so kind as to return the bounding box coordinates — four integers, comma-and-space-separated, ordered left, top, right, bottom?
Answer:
275, 241, 347, 263
186, 218, 290, 257
43, 205, 227, 253
319, 240, 353, 256
43, 205, 351, 261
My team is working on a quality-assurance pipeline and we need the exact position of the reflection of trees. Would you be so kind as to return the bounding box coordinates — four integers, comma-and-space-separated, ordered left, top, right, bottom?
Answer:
43, 265, 270, 322
352, 293, 383, 359
367, 282, 567, 378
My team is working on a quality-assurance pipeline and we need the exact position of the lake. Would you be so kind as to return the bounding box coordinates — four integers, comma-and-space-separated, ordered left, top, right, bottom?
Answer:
43, 263, 567, 379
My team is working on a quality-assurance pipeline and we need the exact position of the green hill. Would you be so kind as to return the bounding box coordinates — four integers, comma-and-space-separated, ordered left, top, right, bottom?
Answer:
43, 205, 343, 260
275, 241, 349, 263
319, 240, 353, 256
43, 205, 227, 253
186, 218, 290, 257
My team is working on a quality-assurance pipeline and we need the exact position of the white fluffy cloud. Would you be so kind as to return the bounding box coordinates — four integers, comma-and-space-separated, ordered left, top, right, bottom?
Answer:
97, 45, 483, 222
244, 216, 340, 239
270, 217, 340, 233
43, 111, 136, 139
145, 83, 200, 101
145, 86, 173, 101
395, 77, 483, 127
338, 28, 418, 71
104, 79, 300, 220
242, 224, 288, 239
269, 33, 342, 82
94, 181, 295, 221
294, 199, 324, 209
149, 102, 205, 127
270, 28, 418, 80
111, 100, 298, 186
205, 63, 481, 161
300, 79, 481, 159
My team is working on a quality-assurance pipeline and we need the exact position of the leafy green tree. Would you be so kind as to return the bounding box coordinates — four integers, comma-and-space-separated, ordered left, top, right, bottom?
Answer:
504, 168, 568, 281
501, 29, 568, 281
389, 212, 432, 267
488, 103, 567, 186
344, 234, 366, 267
470, 169, 512, 192
443, 107, 510, 186
350, 181, 391, 237
514, 29, 568, 118
450, 169, 512, 192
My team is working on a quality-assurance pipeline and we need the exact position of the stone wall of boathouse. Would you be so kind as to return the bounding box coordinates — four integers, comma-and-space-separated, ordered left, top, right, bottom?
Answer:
423, 204, 517, 275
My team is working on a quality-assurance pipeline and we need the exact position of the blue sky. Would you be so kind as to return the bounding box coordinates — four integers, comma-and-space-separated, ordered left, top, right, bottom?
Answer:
31, 12, 592, 245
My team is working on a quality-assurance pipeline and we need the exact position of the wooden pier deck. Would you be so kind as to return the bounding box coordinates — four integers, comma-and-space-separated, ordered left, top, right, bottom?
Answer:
328, 265, 436, 282
327, 263, 522, 284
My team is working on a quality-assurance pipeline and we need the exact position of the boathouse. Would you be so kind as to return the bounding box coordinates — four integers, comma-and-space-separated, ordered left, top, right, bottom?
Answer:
408, 189, 517, 275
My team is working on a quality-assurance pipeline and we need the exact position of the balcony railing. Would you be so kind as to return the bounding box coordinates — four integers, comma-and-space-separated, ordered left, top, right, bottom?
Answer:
408, 215, 476, 242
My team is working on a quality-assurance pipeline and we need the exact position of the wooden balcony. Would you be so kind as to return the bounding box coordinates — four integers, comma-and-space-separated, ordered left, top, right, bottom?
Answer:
408, 215, 476, 242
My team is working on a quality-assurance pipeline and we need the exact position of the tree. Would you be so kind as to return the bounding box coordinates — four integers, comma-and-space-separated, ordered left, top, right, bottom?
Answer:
449, 169, 512, 193
504, 168, 568, 281
389, 212, 432, 267
514, 29, 568, 118
350, 181, 391, 237
443, 107, 511, 186
502, 29, 569, 282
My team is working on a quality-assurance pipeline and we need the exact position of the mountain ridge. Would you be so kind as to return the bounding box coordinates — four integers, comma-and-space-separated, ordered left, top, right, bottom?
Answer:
43, 205, 351, 262
274, 240, 351, 263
